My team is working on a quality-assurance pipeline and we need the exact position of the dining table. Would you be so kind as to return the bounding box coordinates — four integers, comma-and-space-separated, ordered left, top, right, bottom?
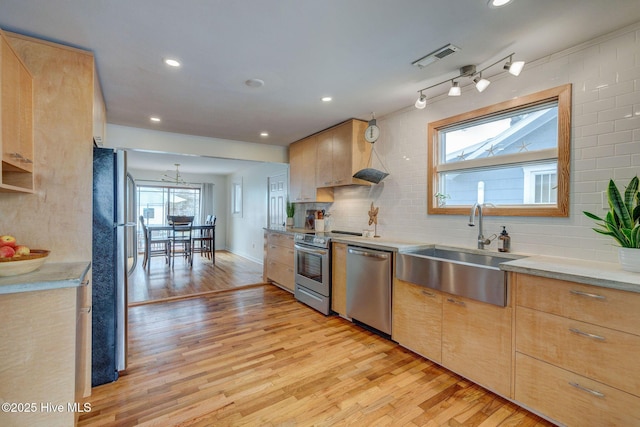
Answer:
143, 224, 215, 268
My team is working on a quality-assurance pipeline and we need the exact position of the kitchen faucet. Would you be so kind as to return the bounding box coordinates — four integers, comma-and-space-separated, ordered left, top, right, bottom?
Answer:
469, 203, 492, 249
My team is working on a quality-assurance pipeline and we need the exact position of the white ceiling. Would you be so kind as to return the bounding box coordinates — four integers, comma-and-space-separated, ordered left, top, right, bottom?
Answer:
1, 0, 640, 174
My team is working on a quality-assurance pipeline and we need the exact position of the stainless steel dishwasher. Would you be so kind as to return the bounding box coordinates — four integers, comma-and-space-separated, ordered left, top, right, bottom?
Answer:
346, 245, 392, 335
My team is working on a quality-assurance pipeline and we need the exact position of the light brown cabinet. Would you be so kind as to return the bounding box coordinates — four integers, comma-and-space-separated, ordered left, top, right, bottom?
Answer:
264, 231, 295, 292
441, 293, 512, 397
1, 29, 34, 192
316, 119, 370, 188
331, 242, 347, 316
391, 276, 512, 397
289, 135, 333, 203
514, 274, 640, 426
392, 279, 442, 363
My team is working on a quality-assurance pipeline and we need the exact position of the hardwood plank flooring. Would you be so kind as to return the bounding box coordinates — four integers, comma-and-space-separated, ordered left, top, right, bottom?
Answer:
80, 285, 556, 427
129, 250, 265, 305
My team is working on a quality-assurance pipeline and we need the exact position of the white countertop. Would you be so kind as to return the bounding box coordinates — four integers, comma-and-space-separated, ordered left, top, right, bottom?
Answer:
265, 227, 640, 293
501, 255, 640, 293
0, 262, 91, 294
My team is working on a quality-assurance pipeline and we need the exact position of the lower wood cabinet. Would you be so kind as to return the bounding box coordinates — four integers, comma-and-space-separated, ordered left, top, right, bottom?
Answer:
392, 279, 512, 397
331, 242, 347, 316
441, 294, 512, 397
264, 232, 294, 292
392, 279, 442, 363
515, 353, 640, 427
514, 273, 640, 426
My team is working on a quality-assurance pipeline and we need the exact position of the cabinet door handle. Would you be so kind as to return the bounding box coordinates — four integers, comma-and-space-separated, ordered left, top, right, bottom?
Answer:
570, 289, 606, 300
421, 290, 436, 298
446, 298, 465, 307
569, 328, 606, 341
568, 382, 605, 398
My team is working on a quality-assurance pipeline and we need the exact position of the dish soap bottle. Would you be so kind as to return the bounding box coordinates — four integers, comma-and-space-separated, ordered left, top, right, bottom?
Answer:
498, 226, 510, 252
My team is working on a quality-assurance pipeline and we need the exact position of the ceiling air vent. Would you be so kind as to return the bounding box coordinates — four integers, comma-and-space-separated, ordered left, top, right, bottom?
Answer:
412, 44, 460, 68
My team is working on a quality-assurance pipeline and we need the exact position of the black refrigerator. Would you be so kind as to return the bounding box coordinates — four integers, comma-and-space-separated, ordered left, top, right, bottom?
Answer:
92, 147, 136, 386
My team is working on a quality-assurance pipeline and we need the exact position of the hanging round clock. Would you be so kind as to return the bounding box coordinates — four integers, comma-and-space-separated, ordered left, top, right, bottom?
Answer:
364, 119, 380, 143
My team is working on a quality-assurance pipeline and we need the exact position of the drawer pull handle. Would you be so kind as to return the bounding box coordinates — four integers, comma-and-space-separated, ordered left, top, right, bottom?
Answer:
422, 290, 436, 298
569, 328, 606, 341
569, 382, 605, 398
570, 289, 606, 300
446, 298, 465, 307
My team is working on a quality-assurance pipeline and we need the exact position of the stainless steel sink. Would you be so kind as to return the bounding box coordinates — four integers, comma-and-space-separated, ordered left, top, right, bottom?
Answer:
396, 247, 523, 307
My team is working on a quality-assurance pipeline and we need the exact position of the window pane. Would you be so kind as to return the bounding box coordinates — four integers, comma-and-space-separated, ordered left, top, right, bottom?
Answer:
441, 103, 558, 165
439, 161, 558, 206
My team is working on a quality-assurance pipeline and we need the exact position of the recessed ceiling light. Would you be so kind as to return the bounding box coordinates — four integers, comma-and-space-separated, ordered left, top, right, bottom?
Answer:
164, 58, 181, 67
488, 0, 513, 7
321, 96, 332, 102
245, 78, 265, 88
150, 116, 161, 122
260, 132, 269, 137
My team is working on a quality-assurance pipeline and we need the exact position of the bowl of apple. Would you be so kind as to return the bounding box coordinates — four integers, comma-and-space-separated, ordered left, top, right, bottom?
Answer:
0, 235, 50, 277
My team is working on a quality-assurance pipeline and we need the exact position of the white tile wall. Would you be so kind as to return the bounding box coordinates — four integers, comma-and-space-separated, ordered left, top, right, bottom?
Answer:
327, 22, 640, 263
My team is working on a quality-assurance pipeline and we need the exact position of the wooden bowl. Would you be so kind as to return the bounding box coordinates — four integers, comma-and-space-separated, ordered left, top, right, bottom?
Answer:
0, 250, 50, 277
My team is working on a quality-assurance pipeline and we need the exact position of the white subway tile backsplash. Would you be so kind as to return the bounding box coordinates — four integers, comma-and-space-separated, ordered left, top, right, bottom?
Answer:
596, 155, 631, 169
614, 140, 640, 155
614, 114, 640, 131
598, 130, 632, 145
581, 121, 615, 137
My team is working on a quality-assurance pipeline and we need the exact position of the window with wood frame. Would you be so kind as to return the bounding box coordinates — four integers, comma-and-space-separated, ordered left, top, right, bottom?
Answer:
427, 84, 571, 217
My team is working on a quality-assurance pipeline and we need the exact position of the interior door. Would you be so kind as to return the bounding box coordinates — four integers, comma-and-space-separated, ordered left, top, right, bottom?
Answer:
268, 172, 287, 228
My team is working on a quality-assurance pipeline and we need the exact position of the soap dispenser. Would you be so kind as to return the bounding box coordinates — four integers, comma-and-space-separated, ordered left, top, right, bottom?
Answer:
498, 226, 511, 252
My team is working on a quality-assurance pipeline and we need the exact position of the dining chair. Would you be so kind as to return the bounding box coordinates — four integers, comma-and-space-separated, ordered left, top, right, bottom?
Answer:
139, 215, 170, 270
167, 215, 194, 268
192, 215, 216, 263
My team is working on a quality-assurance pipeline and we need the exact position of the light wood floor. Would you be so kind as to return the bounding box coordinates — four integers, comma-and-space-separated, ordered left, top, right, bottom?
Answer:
128, 250, 265, 305
80, 285, 555, 427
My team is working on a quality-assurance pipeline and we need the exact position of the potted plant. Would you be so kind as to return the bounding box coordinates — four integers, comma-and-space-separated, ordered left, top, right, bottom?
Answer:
286, 198, 295, 227
583, 176, 640, 272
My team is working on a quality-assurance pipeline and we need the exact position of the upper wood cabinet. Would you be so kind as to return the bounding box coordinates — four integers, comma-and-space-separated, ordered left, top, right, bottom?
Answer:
289, 134, 333, 203
0, 30, 34, 192
316, 119, 371, 188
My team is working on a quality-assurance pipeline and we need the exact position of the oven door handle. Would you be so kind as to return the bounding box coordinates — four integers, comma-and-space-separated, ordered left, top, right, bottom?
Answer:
294, 244, 328, 255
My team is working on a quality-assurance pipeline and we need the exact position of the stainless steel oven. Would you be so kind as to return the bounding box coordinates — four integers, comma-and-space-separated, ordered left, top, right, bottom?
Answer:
294, 233, 331, 315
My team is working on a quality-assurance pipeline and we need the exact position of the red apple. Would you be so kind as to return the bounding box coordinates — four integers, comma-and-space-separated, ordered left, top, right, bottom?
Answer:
14, 245, 30, 256
0, 246, 16, 258
0, 235, 17, 248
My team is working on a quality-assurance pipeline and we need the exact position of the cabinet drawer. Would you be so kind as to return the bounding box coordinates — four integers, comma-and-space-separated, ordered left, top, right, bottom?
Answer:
516, 274, 640, 336
267, 244, 294, 267
266, 259, 294, 291
515, 353, 640, 427
516, 306, 640, 397
267, 232, 294, 249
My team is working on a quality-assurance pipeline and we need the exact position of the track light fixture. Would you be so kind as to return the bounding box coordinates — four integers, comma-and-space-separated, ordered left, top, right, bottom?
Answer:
448, 80, 461, 96
415, 91, 427, 109
473, 73, 491, 92
504, 54, 525, 76
414, 52, 525, 109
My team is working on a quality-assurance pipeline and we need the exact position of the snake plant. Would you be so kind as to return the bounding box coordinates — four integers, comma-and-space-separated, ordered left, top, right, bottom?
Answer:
286, 198, 295, 218
584, 176, 640, 248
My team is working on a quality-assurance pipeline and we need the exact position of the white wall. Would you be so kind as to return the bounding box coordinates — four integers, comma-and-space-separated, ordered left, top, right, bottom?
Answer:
327, 22, 640, 263
128, 168, 229, 250
227, 163, 289, 263
106, 124, 288, 163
